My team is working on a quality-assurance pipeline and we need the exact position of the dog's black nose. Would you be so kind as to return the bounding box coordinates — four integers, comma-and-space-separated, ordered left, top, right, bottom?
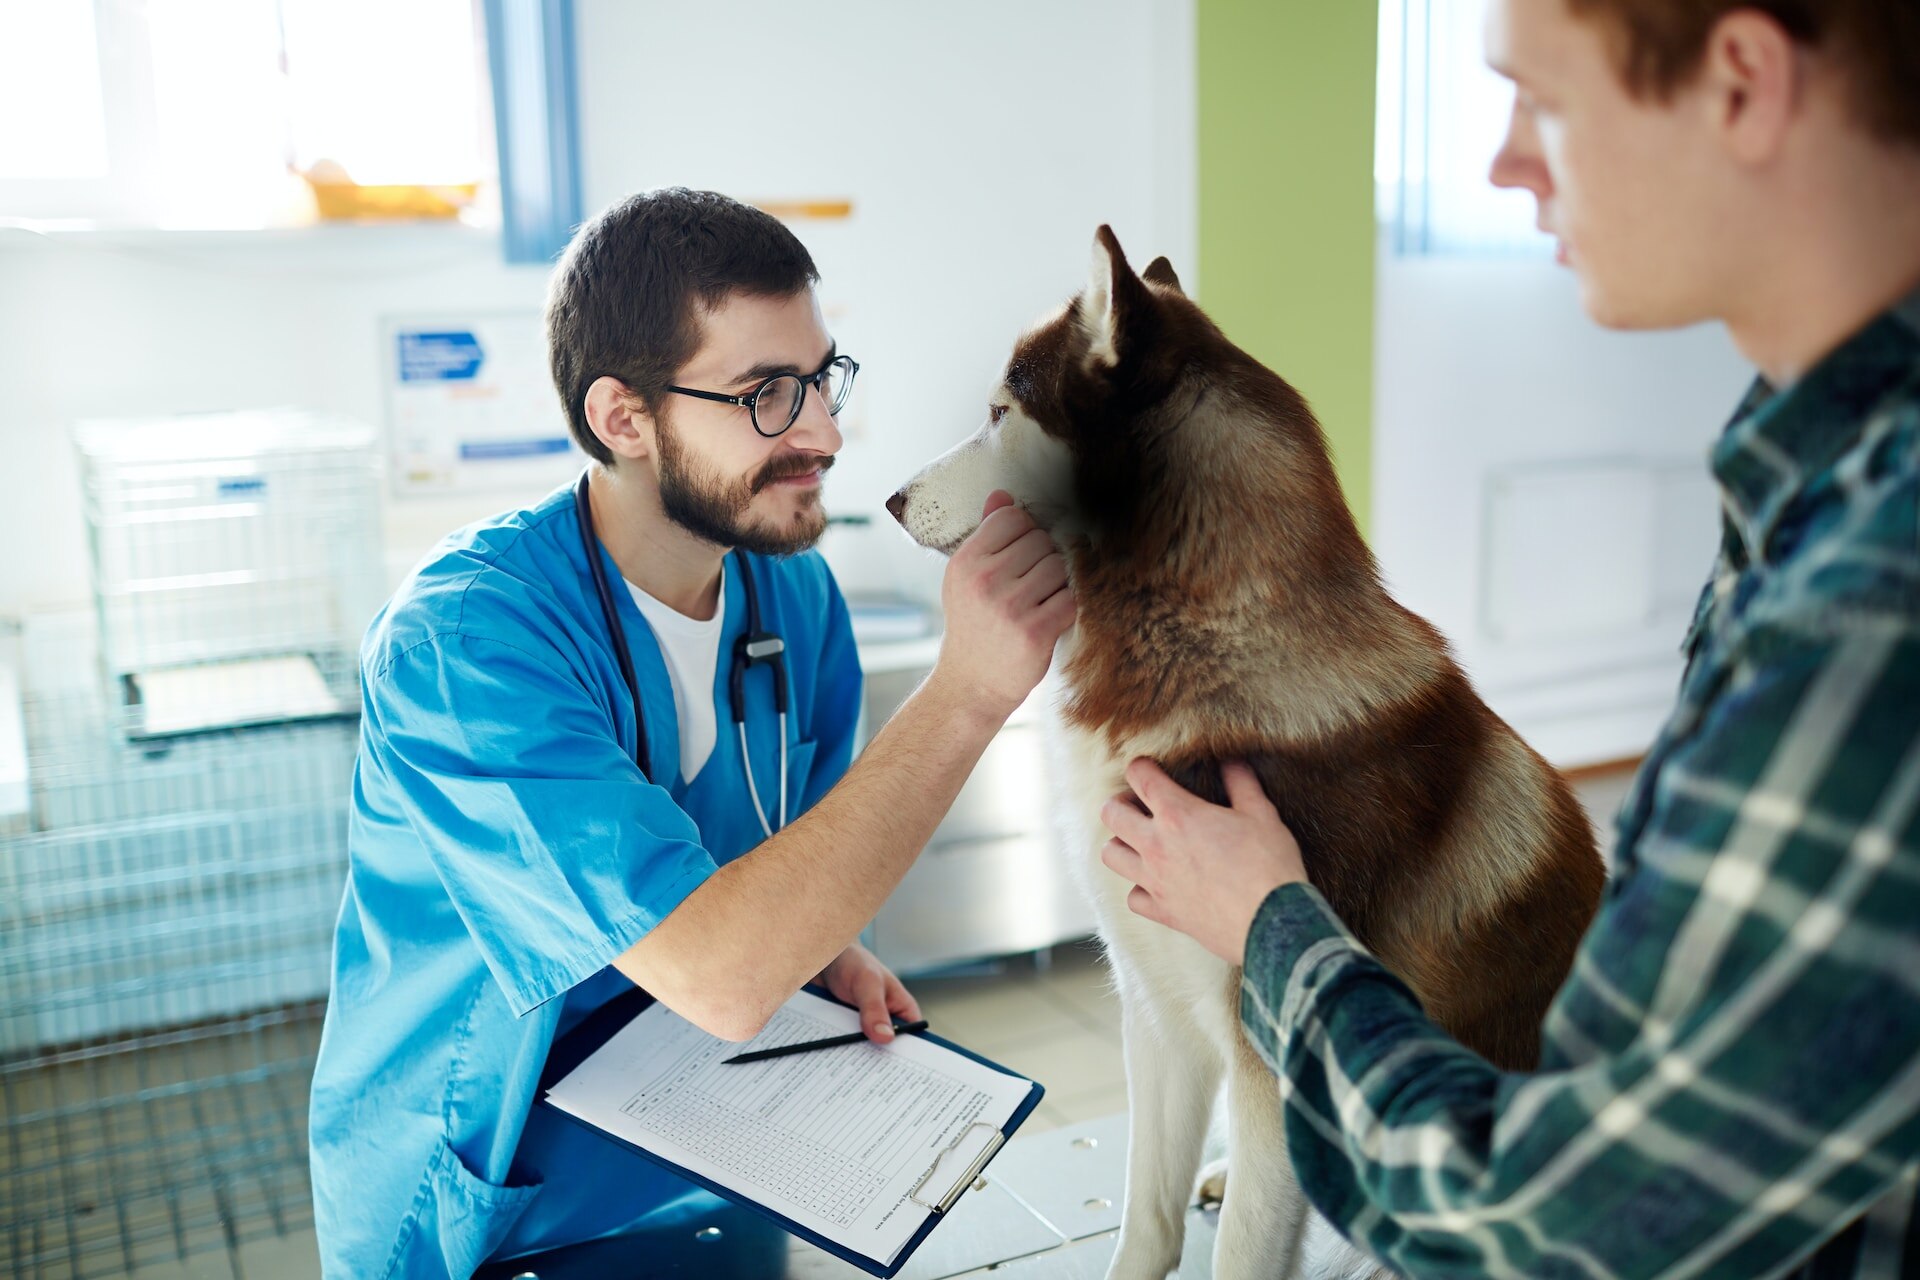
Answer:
885, 490, 907, 524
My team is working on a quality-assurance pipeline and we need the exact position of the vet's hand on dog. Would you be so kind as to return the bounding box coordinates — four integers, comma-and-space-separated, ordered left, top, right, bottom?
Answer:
932, 490, 1075, 720
1101, 759, 1308, 965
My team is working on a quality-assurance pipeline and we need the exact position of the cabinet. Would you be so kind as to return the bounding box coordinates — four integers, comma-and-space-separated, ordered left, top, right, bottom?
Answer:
854, 640, 1096, 976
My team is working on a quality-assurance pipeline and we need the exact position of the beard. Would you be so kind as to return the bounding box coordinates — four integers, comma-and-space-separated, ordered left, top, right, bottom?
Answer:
654, 408, 833, 557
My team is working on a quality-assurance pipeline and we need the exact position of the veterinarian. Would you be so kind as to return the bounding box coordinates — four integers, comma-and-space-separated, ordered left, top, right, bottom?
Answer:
1101, 1, 1920, 1276
308, 189, 1075, 1278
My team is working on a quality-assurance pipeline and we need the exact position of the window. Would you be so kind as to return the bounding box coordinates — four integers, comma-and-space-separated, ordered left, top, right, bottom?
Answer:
1376, 0, 1545, 256
0, 2, 109, 181
0, 0, 494, 230
281, 0, 491, 186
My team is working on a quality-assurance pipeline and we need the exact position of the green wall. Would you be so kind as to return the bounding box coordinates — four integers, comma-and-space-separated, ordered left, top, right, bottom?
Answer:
1197, 1, 1379, 536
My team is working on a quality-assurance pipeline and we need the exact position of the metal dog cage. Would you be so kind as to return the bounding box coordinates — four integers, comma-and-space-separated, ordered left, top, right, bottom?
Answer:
73, 410, 382, 741
2, 412, 381, 1277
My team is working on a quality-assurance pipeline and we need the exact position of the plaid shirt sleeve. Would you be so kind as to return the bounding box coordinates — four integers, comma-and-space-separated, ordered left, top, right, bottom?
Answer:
1240, 329, 1920, 1278
1240, 620, 1920, 1278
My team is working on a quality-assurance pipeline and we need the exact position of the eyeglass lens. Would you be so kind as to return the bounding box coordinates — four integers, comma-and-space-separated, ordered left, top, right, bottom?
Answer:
751, 358, 855, 435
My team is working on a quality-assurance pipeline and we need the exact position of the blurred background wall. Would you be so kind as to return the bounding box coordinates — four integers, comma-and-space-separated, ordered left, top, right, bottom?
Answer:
0, 0, 1197, 617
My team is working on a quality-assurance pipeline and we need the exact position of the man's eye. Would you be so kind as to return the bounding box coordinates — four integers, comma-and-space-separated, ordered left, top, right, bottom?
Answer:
989, 405, 1008, 425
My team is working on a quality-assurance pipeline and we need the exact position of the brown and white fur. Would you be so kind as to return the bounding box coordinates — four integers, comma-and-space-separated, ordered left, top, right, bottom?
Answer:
888, 228, 1605, 1280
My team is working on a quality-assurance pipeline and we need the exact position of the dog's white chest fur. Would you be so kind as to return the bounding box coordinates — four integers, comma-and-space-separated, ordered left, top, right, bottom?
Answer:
1045, 697, 1386, 1280
1052, 720, 1239, 1029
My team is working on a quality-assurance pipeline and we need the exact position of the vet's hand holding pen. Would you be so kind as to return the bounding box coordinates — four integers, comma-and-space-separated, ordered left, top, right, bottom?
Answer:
815, 941, 922, 1044
1100, 759, 1308, 965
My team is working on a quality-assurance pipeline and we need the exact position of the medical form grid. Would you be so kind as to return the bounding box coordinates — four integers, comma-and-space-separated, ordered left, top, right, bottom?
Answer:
1, 606, 354, 1278
619, 1011, 994, 1229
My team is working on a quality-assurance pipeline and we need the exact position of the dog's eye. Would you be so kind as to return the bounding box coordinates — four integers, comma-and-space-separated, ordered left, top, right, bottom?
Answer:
989, 404, 1008, 426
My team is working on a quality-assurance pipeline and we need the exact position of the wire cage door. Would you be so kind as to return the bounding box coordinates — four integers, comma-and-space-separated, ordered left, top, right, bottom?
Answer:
4, 410, 382, 1277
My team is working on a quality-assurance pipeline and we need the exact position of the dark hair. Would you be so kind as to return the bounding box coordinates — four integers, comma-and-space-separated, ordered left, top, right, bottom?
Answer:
1565, 0, 1920, 148
546, 188, 820, 464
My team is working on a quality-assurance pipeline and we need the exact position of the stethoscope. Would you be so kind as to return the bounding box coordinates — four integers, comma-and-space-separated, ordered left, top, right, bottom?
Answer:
573, 472, 792, 837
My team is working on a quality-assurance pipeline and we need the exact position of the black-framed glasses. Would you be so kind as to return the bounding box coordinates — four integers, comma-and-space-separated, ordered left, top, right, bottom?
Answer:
665, 354, 859, 438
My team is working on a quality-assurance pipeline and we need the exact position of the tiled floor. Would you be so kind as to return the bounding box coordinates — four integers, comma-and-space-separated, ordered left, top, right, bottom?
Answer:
33, 767, 1640, 1279
915, 940, 1126, 1136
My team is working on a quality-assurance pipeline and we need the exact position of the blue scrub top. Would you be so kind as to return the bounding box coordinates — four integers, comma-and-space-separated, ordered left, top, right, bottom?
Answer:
308, 480, 862, 1279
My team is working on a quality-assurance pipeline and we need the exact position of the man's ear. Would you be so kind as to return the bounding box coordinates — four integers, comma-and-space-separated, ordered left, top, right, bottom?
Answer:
583, 376, 654, 463
1079, 224, 1153, 370
1700, 9, 1800, 165
1142, 256, 1184, 295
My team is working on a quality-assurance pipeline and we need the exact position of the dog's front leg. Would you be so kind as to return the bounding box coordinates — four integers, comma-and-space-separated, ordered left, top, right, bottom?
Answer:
1212, 1024, 1312, 1279
1106, 994, 1222, 1280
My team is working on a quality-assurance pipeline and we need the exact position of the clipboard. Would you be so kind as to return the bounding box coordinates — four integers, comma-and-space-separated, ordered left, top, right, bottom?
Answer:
538, 984, 1045, 1278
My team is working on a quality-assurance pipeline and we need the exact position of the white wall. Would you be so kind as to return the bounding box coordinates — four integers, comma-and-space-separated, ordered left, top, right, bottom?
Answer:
572, 0, 1195, 601
0, 0, 1195, 621
1371, 251, 1756, 767
0, 227, 549, 615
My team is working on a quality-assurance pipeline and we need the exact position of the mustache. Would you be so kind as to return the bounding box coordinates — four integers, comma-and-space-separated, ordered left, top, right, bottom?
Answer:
751, 452, 835, 493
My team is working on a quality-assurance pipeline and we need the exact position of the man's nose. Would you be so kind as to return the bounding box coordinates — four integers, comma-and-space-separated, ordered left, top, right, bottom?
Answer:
1488, 142, 1547, 194
885, 490, 907, 524
1489, 100, 1550, 197
786, 381, 844, 451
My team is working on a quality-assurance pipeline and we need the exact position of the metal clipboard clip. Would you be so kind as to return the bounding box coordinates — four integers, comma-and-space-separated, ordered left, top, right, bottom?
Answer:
906, 1121, 1004, 1216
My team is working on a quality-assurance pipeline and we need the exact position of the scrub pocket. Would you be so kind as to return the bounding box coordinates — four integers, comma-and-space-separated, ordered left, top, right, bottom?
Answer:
392, 1137, 542, 1280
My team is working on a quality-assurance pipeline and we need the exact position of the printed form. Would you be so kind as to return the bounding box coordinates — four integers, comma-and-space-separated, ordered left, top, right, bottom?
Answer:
544, 989, 1034, 1267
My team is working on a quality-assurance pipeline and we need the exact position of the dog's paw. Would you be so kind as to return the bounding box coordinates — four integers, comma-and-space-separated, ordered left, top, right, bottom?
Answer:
1194, 1157, 1228, 1209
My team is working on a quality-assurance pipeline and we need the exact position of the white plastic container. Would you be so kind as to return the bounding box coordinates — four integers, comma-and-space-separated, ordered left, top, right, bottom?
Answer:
72, 409, 383, 731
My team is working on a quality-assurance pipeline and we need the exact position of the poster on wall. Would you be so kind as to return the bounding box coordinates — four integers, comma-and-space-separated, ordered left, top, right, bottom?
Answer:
383, 312, 582, 495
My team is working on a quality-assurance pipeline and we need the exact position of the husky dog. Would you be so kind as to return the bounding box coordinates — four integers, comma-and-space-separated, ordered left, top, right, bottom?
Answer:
888, 228, 1605, 1280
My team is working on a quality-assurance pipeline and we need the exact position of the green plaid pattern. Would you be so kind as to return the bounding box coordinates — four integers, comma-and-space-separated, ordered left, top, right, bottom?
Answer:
1239, 287, 1920, 1279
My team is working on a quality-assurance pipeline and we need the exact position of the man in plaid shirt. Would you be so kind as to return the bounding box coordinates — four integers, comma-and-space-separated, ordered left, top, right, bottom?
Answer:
1098, 0, 1920, 1276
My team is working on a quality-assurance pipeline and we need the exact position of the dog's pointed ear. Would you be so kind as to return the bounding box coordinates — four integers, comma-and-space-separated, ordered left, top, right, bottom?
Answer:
1142, 256, 1184, 295
1080, 225, 1150, 370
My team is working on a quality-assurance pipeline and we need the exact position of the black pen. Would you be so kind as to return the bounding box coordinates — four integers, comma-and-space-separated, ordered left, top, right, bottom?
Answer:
721, 1020, 931, 1065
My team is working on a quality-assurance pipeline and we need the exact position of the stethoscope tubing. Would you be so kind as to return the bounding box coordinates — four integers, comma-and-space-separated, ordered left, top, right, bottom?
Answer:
573, 471, 790, 836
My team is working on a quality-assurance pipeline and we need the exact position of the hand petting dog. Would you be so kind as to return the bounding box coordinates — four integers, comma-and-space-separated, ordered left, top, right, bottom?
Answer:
1100, 759, 1308, 965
